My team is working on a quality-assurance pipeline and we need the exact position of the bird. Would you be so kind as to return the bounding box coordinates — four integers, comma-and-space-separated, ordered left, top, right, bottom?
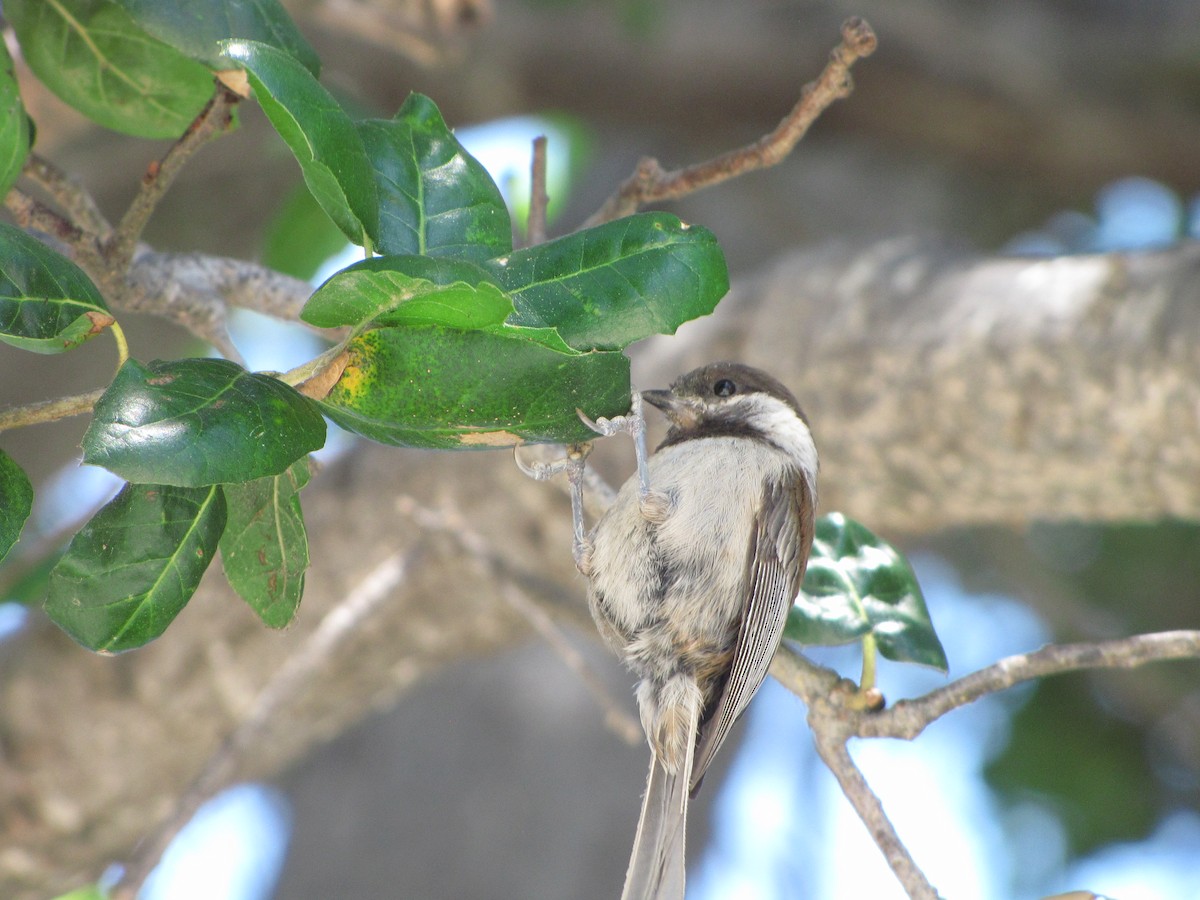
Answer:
580, 362, 818, 900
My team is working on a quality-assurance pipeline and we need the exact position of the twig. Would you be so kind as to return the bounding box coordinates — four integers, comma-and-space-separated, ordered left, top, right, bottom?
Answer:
811, 730, 942, 900
396, 495, 643, 745
22, 153, 114, 242
110, 551, 414, 900
527, 135, 549, 246
0, 387, 106, 433
5, 186, 88, 247
108, 82, 241, 271
583, 16, 878, 227
858, 630, 1200, 741
769, 631, 1200, 899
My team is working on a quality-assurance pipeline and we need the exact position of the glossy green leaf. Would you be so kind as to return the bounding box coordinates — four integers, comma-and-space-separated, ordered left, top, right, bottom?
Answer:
220, 456, 311, 628
786, 513, 948, 671
220, 39, 378, 246
0, 39, 31, 198
318, 325, 630, 448
0, 223, 114, 354
484, 212, 728, 352
303, 256, 512, 331
0, 448, 33, 565
358, 94, 512, 261
5, 0, 214, 138
116, 0, 319, 75
262, 183, 351, 281
83, 358, 326, 486
45, 483, 226, 652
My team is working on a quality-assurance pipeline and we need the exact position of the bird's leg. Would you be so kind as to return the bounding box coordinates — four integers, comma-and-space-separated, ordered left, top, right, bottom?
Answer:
578, 391, 670, 523
514, 442, 595, 575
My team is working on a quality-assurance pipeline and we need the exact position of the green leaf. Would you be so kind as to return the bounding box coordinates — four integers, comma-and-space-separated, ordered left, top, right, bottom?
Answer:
0, 39, 31, 198
303, 256, 512, 331
785, 513, 948, 671
220, 457, 311, 628
45, 482, 226, 652
83, 358, 326, 486
0, 448, 33, 565
219, 39, 378, 246
484, 212, 728, 352
0, 223, 114, 354
358, 94, 512, 261
262, 183, 351, 281
115, 0, 320, 75
5, 0, 214, 138
317, 325, 630, 448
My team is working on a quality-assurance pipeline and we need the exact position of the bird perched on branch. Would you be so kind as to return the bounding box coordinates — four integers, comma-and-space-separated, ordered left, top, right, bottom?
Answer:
575, 362, 818, 900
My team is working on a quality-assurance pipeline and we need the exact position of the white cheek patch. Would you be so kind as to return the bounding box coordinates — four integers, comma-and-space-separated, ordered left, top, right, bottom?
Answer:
738, 395, 819, 484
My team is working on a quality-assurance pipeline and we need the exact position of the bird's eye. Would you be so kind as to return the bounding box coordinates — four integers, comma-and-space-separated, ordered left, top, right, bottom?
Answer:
713, 379, 736, 397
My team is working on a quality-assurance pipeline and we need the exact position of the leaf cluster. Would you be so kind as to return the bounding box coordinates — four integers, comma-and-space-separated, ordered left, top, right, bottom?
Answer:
0, 0, 728, 651
0, 1, 940, 716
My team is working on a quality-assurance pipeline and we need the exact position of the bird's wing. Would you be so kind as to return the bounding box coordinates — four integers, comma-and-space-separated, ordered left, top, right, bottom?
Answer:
689, 470, 814, 791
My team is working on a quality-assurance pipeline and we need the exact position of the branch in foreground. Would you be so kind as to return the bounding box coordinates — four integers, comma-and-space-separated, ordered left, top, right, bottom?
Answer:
770, 631, 1200, 900
583, 16, 877, 226
860, 630, 1200, 740
811, 730, 942, 900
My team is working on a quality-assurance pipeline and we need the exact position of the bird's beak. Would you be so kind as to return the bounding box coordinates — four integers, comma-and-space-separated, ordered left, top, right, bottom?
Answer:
641, 389, 699, 429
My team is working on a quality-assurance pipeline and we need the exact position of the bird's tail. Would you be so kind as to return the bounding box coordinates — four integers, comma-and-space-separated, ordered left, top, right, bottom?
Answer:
620, 754, 690, 900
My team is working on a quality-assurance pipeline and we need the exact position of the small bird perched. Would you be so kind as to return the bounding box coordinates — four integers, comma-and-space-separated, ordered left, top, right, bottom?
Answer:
578, 362, 819, 900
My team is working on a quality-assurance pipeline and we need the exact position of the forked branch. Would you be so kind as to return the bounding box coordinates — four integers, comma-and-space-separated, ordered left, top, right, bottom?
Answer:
771, 630, 1200, 899
583, 16, 877, 226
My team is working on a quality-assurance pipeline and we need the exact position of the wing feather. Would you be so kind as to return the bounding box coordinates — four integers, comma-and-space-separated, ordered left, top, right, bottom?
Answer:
689, 470, 814, 791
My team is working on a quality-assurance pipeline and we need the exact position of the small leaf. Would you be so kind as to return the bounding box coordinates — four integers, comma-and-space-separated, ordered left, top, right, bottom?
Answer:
303, 256, 512, 331
785, 513, 948, 671
5, 0, 214, 138
220, 457, 311, 628
219, 39, 378, 246
83, 358, 326, 487
45, 483, 226, 652
114, 0, 320, 75
358, 94, 512, 261
0, 223, 114, 354
0, 448, 33, 565
484, 212, 729, 352
0, 39, 31, 198
318, 325, 630, 448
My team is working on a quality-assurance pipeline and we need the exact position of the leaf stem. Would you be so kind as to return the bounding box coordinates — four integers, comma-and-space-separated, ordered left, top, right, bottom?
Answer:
110, 319, 130, 369
860, 632, 878, 692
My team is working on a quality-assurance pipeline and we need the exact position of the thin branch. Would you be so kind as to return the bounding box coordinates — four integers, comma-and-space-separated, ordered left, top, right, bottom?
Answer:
527, 135, 549, 246
110, 550, 415, 900
108, 82, 241, 271
771, 631, 1200, 899
583, 16, 877, 226
5, 186, 88, 248
0, 387, 106, 434
811, 730, 942, 900
22, 153, 114, 242
859, 630, 1200, 741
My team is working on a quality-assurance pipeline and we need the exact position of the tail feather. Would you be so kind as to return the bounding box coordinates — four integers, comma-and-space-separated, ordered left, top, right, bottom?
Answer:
621, 756, 689, 900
